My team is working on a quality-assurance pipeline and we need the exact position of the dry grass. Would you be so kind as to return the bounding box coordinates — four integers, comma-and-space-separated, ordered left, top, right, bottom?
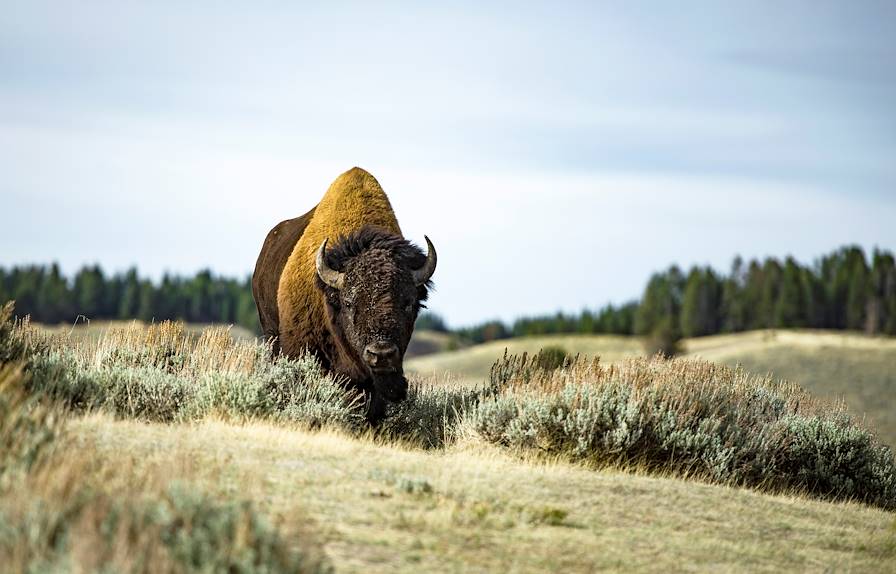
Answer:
71, 416, 896, 573
34, 319, 258, 343
0, 447, 331, 573
0, 363, 60, 489
32, 319, 263, 376
0, 364, 330, 573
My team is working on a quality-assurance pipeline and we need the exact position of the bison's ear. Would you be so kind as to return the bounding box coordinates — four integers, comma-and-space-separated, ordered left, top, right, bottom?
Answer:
316, 275, 341, 304
416, 283, 430, 304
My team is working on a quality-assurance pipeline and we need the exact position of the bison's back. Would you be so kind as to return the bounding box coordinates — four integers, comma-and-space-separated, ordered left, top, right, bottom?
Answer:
252, 206, 315, 350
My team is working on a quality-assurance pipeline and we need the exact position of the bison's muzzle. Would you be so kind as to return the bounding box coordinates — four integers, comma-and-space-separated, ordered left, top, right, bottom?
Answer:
364, 342, 400, 371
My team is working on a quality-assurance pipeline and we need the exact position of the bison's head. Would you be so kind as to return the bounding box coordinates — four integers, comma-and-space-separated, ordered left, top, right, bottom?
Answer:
315, 226, 436, 421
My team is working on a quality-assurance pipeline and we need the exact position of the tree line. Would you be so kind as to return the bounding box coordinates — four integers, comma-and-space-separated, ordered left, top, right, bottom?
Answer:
0, 264, 259, 332
437, 245, 896, 345
636, 245, 896, 338
449, 302, 638, 345
2, 245, 894, 342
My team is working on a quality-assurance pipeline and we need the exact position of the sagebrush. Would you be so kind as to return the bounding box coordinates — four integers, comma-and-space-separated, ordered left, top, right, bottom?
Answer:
8, 317, 364, 430
464, 351, 896, 509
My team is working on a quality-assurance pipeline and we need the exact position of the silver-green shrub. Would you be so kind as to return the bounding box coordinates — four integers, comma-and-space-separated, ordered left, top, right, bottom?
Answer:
16, 321, 363, 430
461, 354, 896, 509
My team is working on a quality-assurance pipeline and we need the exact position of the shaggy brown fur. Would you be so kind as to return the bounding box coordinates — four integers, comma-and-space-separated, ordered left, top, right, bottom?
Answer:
254, 167, 432, 421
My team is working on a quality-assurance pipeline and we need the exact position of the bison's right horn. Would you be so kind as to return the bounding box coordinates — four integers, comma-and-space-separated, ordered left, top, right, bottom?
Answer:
412, 235, 437, 286
316, 238, 345, 290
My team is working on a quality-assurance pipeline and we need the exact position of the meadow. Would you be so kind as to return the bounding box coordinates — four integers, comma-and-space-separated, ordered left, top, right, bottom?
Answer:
2, 307, 895, 572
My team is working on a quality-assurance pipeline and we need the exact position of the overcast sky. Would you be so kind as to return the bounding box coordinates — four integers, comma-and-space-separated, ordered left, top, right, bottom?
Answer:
2, 1, 895, 326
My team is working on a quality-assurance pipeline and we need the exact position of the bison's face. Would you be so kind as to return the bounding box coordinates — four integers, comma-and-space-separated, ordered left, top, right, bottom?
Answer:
316, 229, 436, 412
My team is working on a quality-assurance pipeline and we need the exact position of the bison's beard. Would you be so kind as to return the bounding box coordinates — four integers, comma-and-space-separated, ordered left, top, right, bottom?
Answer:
364, 371, 408, 423
372, 371, 408, 402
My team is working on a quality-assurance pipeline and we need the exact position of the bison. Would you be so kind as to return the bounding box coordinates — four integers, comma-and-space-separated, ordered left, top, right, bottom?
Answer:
252, 167, 436, 421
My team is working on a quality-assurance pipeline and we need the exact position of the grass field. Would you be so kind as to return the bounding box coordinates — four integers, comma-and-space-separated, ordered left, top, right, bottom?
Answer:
66, 416, 896, 573
407, 330, 896, 447
5, 316, 895, 572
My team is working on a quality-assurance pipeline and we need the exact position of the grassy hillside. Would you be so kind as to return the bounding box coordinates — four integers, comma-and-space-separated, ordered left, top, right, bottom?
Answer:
686, 331, 896, 446
5, 313, 895, 571
70, 417, 895, 573
405, 329, 462, 358
407, 330, 896, 447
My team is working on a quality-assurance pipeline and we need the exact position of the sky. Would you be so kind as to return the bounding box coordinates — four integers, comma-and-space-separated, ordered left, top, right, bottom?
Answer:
2, 1, 895, 327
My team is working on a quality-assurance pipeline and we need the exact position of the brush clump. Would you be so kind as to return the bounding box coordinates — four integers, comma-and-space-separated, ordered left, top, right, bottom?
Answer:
460, 351, 896, 509
10, 317, 363, 430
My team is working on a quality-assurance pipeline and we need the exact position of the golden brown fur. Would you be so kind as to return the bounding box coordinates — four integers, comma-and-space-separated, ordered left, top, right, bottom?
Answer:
276, 167, 402, 360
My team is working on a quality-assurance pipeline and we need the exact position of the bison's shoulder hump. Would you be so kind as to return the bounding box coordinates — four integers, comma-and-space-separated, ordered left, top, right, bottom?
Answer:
275, 167, 403, 357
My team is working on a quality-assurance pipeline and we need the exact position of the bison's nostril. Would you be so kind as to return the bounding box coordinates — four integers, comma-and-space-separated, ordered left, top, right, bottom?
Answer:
364, 343, 399, 368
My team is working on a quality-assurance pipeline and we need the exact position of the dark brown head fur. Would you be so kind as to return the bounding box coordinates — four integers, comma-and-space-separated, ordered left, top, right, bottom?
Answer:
315, 225, 431, 422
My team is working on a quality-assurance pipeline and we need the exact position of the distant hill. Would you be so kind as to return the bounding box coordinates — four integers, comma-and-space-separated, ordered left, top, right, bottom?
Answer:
407, 333, 642, 379
405, 329, 465, 358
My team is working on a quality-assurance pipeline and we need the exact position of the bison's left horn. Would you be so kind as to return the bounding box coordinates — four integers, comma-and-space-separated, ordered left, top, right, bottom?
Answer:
316, 238, 345, 290
412, 235, 437, 286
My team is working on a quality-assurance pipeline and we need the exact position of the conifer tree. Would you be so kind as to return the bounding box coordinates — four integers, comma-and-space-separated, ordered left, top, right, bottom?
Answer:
721, 256, 746, 332
680, 267, 722, 337
845, 248, 870, 331
775, 257, 807, 328
117, 268, 141, 320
